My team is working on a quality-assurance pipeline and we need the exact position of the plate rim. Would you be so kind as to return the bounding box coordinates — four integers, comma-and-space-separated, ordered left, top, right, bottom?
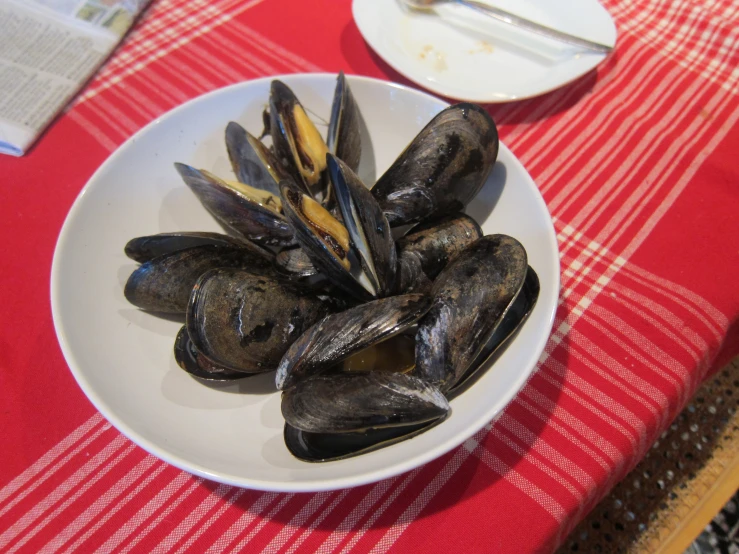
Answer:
351, 0, 616, 103
50, 73, 560, 492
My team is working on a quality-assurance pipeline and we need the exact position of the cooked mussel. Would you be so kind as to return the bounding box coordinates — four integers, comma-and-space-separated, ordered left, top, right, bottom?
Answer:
449, 265, 539, 396
284, 419, 439, 463
327, 71, 361, 173
281, 372, 449, 433
225, 121, 288, 196
329, 154, 397, 297
371, 103, 498, 226
275, 294, 431, 390
270, 80, 331, 199
124, 232, 269, 264
124, 244, 274, 313
186, 268, 340, 372
281, 372, 449, 462
175, 163, 294, 247
174, 326, 256, 380
397, 213, 482, 293
413, 234, 529, 393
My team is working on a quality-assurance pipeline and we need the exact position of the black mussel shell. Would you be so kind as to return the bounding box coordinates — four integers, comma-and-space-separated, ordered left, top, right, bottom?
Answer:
328, 154, 397, 297
371, 104, 498, 226
413, 234, 528, 393
124, 244, 275, 313
280, 183, 373, 301
327, 71, 361, 173
275, 294, 431, 390
396, 213, 482, 283
186, 268, 338, 372
225, 121, 287, 196
174, 326, 257, 380
447, 266, 539, 396
270, 80, 330, 198
124, 232, 270, 264
284, 418, 443, 462
281, 372, 449, 433
175, 163, 294, 247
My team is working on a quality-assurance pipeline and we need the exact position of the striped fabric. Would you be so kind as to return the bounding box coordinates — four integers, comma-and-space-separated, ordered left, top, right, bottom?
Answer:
1, 0, 738, 552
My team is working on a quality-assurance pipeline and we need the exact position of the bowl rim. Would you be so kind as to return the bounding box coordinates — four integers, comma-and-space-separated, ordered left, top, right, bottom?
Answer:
50, 73, 560, 492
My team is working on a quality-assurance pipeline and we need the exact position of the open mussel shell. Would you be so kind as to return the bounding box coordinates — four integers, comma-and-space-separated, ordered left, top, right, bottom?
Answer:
225, 121, 286, 196
371, 103, 498, 226
124, 232, 270, 264
281, 372, 450, 433
327, 71, 361, 173
284, 418, 443, 463
124, 244, 275, 313
175, 163, 294, 247
186, 268, 338, 372
413, 234, 528, 394
328, 154, 397, 297
174, 326, 256, 380
270, 80, 330, 199
448, 266, 540, 397
275, 294, 431, 390
280, 183, 373, 301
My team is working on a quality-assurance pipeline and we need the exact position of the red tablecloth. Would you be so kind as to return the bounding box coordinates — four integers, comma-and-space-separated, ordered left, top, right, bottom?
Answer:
2, 0, 739, 552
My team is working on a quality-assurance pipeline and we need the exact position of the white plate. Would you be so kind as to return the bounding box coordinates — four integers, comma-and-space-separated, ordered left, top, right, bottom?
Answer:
51, 74, 559, 492
353, 0, 616, 102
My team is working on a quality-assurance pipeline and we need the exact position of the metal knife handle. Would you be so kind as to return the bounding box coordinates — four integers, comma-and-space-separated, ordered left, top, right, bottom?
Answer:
459, 0, 614, 54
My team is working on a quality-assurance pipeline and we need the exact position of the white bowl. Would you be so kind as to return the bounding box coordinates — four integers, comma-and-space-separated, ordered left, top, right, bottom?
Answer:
51, 74, 559, 492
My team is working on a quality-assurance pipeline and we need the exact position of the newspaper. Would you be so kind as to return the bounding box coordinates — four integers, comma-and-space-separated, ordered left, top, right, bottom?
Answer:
0, 0, 149, 156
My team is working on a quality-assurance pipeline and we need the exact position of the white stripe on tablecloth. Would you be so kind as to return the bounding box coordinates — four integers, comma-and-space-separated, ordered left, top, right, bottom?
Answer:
489, 427, 584, 501
90, 471, 192, 553
106, 85, 162, 121
84, 99, 135, 142
149, 483, 234, 554
587, 304, 694, 401
497, 413, 597, 492
2, 441, 135, 553
313, 477, 403, 554
533, 363, 647, 455
156, 55, 217, 96
0, 424, 114, 521
186, 42, 246, 83
227, 21, 325, 73
284, 490, 351, 554
226, 494, 295, 552
261, 492, 334, 554
0, 414, 104, 510
38, 455, 163, 552
368, 434, 565, 554
199, 30, 279, 76
171, 488, 247, 554
202, 492, 280, 554
66, 109, 119, 151
567, 329, 670, 421
115, 476, 204, 554
337, 468, 427, 554
623, 265, 727, 342
515, 394, 618, 473
134, 69, 193, 106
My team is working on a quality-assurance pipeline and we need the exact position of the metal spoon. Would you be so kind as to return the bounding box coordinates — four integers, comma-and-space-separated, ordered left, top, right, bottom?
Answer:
399, 0, 613, 55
